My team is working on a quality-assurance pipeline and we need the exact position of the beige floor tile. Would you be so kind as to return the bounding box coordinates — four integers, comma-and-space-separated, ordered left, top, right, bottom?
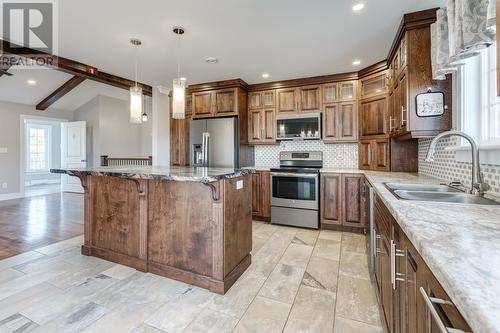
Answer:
246, 233, 293, 277
131, 323, 166, 332
333, 316, 383, 333
0, 251, 46, 271
312, 239, 342, 261
279, 243, 313, 269
34, 235, 84, 256
284, 285, 335, 333
339, 251, 370, 280
336, 275, 381, 326
251, 236, 268, 255
233, 296, 291, 333
259, 263, 305, 304
318, 230, 343, 241
101, 264, 137, 280
292, 229, 319, 246
302, 256, 339, 292
342, 233, 367, 254
0, 269, 24, 284
183, 309, 239, 333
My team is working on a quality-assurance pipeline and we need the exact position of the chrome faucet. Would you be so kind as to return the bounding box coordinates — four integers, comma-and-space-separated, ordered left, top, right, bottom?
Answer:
425, 130, 490, 196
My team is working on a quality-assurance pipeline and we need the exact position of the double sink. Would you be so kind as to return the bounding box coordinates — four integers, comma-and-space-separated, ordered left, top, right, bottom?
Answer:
385, 183, 499, 205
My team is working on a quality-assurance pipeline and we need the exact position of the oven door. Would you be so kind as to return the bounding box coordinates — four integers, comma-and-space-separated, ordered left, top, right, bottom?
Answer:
271, 172, 318, 210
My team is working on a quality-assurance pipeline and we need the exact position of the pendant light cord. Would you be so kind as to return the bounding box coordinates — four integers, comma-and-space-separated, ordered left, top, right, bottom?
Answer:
177, 33, 181, 79
134, 44, 138, 88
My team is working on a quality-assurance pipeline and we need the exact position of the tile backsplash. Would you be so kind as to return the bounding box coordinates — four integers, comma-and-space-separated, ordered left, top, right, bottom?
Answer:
254, 141, 358, 168
418, 138, 500, 196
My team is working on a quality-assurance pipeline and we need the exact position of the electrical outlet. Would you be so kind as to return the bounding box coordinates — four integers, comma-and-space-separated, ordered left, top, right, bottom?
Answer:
1, 183, 7, 189
236, 180, 243, 190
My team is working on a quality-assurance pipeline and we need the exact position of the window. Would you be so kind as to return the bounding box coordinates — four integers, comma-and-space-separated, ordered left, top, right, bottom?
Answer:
26, 124, 51, 172
458, 42, 500, 146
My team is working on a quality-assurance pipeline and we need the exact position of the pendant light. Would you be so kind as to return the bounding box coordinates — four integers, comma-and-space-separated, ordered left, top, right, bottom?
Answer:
129, 38, 143, 124
172, 26, 186, 119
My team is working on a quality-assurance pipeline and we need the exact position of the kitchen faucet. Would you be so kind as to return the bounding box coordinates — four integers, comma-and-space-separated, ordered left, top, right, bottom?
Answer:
425, 130, 490, 196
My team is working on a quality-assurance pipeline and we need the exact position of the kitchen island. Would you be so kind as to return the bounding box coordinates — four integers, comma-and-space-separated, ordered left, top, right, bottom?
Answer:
51, 166, 253, 294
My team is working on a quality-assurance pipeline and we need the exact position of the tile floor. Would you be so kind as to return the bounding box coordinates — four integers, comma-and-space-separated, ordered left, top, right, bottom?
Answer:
0, 221, 383, 333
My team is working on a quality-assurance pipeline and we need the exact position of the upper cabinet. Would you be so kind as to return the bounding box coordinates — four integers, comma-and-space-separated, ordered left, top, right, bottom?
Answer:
276, 85, 321, 115
298, 85, 321, 113
323, 101, 357, 143
192, 91, 214, 117
359, 95, 388, 138
248, 90, 276, 144
360, 71, 389, 99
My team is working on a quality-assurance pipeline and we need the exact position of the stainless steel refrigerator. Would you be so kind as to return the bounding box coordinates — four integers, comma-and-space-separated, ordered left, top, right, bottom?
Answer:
189, 117, 238, 168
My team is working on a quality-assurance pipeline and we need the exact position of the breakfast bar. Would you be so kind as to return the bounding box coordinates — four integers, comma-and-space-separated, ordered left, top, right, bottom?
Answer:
51, 166, 253, 294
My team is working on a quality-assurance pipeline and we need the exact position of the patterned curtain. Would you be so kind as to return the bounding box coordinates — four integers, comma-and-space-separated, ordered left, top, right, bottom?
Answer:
431, 0, 496, 80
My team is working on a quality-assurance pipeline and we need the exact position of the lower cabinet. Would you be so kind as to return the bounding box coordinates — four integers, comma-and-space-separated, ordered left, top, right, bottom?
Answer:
251, 171, 271, 221
170, 117, 190, 166
321, 173, 367, 231
374, 195, 473, 333
359, 139, 390, 171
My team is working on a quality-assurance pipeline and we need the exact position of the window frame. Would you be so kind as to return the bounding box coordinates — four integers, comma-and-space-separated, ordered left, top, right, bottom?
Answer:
26, 123, 52, 173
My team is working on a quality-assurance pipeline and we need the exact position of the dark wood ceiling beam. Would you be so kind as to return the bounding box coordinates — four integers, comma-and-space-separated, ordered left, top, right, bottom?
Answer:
1, 38, 152, 96
36, 75, 86, 110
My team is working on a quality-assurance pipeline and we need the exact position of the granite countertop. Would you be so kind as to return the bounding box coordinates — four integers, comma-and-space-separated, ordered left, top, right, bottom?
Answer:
363, 171, 500, 333
51, 166, 253, 183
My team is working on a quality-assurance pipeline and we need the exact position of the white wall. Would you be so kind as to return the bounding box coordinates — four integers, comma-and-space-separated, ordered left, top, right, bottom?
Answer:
74, 95, 153, 167
0, 101, 73, 197
152, 87, 170, 166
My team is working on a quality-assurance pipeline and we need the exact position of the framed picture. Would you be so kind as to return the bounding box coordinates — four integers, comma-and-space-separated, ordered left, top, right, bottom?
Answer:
415, 91, 445, 117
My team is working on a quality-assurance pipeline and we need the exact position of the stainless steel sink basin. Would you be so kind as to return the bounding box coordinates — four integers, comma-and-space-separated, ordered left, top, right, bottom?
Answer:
393, 190, 500, 205
384, 183, 461, 192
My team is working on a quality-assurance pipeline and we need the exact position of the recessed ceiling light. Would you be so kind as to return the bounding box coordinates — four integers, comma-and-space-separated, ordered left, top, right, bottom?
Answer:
262, 73, 270, 78
205, 57, 218, 64
179, 77, 187, 81
27, 79, 37, 85
352, 60, 361, 66
352, 3, 365, 12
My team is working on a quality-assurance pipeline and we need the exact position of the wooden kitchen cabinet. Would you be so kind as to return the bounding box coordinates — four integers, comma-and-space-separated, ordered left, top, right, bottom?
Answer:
192, 91, 213, 117
248, 91, 276, 144
170, 116, 190, 166
374, 195, 473, 333
359, 95, 389, 138
321, 173, 342, 226
321, 173, 366, 231
249, 90, 276, 109
338, 81, 357, 101
360, 71, 389, 99
214, 89, 237, 115
276, 88, 298, 115
323, 101, 357, 143
252, 170, 271, 221
276, 85, 321, 115
359, 139, 390, 171
298, 85, 321, 113
191, 84, 247, 119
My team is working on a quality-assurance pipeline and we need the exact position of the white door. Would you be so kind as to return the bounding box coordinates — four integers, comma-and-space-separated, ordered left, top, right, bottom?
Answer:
61, 121, 86, 193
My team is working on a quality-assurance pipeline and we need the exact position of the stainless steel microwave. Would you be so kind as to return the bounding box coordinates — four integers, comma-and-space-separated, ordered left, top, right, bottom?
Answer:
276, 113, 321, 141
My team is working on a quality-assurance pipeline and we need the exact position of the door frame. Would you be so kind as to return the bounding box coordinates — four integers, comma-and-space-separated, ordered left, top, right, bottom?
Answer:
19, 115, 68, 198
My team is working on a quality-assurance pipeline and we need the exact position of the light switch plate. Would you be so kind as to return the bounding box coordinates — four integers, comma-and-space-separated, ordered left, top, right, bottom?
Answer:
236, 180, 243, 190
0, 147, 7, 153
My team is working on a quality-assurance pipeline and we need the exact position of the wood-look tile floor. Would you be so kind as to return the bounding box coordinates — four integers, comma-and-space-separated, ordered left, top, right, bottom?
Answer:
0, 218, 383, 333
0, 193, 84, 260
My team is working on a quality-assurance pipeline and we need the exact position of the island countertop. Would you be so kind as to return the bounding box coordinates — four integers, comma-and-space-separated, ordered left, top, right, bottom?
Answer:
51, 165, 254, 182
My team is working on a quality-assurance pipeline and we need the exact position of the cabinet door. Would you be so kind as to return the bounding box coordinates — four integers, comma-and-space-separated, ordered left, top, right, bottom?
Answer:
214, 89, 237, 115
322, 103, 338, 142
342, 174, 366, 228
339, 81, 357, 101
361, 71, 388, 99
321, 173, 342, 225
399, 73, 408, 132
405, 244, 419, 333
249, 92, 263, 110
373, 139, 390, 171
298, 85, 321, 113
252, 173, 262, 216
360, 96, 388, 137
262, 90, 275, 108
322, 83, 338, 103
338, 102, 357, 141
170, 117, 190, 166
262, 108, 276, 141
185, 95, 192, 116
248, 109, 263, 143
260, 171, 271, 218
193, 92, 213, 117
276, 88, 298, 115
358, 140, 372, 170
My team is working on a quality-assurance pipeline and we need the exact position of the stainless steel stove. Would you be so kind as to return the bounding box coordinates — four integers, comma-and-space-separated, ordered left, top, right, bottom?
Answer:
270, 151, 322, 229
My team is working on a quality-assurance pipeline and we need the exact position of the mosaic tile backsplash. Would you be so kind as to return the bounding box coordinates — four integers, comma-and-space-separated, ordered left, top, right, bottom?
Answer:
418, 138, 500, 196
254, 141, 359, 169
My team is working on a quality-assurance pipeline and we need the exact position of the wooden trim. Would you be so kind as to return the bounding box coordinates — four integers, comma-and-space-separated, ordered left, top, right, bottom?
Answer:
358, 60, 389, 79
321, 223, 366, 234
1, 38, 152, 96
188, 78, 249, 93
387, 8, 438, 62
36, 76, 86, 110
249, 72, 358, 91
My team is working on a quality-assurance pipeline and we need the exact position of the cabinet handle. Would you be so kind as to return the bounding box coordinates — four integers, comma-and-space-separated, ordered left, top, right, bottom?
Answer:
391, 241, 406, 289
419, 287, 468, 333
401, 106, 407, 127
389, 116, 395, 132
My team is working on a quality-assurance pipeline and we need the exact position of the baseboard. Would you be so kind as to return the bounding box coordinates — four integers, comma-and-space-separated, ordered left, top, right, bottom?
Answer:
0, 192, 23, 201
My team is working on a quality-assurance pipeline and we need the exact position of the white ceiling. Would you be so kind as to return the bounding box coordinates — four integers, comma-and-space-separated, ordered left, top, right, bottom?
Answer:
0, 0, 442, 111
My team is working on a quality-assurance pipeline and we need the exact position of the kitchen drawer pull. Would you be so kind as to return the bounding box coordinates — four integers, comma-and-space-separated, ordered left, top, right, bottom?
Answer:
419, 287, 468, 333
389, 116, 395, 132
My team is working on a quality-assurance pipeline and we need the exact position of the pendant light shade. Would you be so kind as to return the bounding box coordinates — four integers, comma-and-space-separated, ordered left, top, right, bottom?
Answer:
172, 78, 186, 119
129, 38, 143, 124
130, 86, 143, 123
172, 26, 186, 119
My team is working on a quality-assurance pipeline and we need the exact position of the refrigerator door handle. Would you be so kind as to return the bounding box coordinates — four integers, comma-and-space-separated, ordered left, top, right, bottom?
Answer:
202, 132, 210, 167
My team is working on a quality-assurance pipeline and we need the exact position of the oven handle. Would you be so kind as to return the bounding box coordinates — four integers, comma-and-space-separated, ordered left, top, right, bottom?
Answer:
270, 172, 319, 178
